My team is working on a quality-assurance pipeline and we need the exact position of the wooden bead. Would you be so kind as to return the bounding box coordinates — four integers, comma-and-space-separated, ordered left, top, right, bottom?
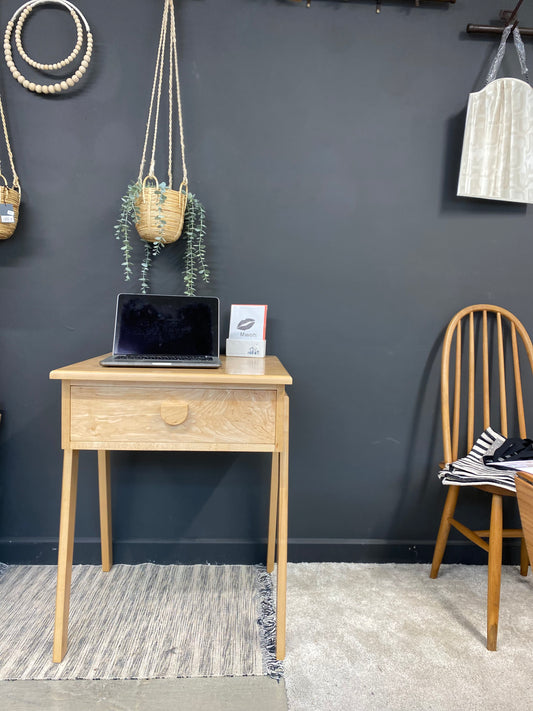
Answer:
41, 85, 49, 94
53, 83, 62, 92
60, 81, 68, 90
28, 82, 35, 91
35, 84, 42, 93
66, 77, 74, 87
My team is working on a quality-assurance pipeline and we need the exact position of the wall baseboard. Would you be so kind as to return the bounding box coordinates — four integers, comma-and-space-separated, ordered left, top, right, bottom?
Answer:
0, 537, 523, 566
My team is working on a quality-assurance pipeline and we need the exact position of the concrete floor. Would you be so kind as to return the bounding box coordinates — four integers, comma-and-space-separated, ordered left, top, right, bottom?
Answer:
2, 677, 288, 711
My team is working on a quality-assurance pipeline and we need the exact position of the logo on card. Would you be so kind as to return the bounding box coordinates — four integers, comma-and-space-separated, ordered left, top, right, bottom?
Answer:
237, 318, 255, 331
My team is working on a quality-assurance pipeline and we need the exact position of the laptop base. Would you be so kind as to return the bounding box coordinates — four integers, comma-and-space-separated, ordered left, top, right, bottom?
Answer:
100, 355, 221, 368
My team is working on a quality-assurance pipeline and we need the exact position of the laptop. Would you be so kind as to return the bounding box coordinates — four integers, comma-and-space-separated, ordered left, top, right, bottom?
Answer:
100, 293, 222, 368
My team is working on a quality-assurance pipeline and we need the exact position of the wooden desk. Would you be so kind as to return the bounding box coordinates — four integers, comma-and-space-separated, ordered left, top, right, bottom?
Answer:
50, 354, 292, 663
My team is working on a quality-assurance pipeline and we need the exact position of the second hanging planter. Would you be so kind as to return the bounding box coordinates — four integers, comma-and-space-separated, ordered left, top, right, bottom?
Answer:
0, 91, 21, 240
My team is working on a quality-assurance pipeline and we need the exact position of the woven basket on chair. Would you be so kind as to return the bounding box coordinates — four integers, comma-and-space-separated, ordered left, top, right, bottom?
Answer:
0, 183, 20, 240
134, 178, 187, 244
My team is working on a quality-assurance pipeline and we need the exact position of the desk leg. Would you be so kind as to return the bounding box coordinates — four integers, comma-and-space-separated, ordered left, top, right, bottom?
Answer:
276, 395, 289, 661
267, 453, 279, 574
53, 449, 79, 663
98, 451, 113, 572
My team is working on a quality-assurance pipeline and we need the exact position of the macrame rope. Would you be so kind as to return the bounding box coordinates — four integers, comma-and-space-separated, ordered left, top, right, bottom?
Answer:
168, 5, 174, 188
137, 0, 187, 189
0, 92, 20, 191
138, 0, 168, 182
170, 0, 188, 187
149, 6, 168, 179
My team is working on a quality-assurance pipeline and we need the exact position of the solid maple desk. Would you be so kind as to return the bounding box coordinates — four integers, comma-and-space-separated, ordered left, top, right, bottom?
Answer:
50, 354, 292, 663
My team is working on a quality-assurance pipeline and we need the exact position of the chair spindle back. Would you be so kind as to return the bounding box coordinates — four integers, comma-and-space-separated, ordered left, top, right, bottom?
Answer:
441, 305, 533, 465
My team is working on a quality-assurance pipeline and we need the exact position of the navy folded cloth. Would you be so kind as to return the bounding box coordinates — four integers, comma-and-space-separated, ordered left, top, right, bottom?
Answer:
484, 437, 533, 463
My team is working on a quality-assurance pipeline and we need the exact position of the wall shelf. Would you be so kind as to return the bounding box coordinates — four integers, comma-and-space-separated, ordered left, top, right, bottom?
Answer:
290, 0, 455, 9
467, 1, 533, 37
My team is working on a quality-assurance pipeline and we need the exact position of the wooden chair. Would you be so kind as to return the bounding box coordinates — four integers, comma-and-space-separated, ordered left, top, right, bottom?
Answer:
516, 470, 533, 565
430, 305, 533, 651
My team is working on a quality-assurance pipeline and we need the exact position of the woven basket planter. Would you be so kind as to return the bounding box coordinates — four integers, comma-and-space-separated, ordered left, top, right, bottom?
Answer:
135, 179, 187, 244
0, 184, 20, 240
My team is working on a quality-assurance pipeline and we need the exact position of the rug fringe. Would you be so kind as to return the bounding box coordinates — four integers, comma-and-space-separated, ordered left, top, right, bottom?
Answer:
255, 565, 284, 681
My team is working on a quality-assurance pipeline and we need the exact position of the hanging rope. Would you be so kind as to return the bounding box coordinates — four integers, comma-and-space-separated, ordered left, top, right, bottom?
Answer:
169, 0, 188, 187
137, 0, 187, 191
0, 91, 20, 191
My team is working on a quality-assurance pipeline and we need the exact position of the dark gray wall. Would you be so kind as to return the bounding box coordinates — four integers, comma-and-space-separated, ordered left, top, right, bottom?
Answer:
1, 0, 532, 565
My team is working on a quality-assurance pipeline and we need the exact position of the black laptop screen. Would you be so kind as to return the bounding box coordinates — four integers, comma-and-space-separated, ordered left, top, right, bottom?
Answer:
114, 294, 219, 356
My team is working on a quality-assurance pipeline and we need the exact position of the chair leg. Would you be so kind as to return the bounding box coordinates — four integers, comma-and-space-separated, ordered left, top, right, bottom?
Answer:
487, 493, 503, 651
520, 537, 529, 577
430, 485, 460, 579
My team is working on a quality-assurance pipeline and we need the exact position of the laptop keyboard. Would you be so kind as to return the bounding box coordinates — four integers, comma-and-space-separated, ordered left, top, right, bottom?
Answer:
114, 354, 216, 362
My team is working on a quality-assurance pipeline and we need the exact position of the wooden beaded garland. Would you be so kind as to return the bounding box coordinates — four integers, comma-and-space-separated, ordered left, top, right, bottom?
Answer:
4, 0, 92, 95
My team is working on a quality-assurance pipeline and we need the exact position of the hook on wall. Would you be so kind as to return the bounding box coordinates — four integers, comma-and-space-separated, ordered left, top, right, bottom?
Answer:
467, 0, 533, 37
501, 0, 525, 26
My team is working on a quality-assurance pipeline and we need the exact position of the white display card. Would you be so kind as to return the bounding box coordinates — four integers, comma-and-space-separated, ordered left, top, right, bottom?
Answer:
229, 304, 267, 340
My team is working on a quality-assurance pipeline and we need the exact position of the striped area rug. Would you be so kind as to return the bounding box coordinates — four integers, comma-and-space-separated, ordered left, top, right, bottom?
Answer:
0, 563, 282, 680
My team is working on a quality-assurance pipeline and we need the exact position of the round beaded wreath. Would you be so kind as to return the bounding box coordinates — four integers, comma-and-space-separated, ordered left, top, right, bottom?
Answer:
4, 0, 92, 94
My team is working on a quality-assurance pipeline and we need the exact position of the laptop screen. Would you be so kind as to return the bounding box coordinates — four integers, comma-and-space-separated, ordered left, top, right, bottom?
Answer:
113, 294, 219, 357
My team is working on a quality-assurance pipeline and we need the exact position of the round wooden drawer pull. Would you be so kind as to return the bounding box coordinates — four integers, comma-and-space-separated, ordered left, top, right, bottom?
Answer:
160, 401, 189, 426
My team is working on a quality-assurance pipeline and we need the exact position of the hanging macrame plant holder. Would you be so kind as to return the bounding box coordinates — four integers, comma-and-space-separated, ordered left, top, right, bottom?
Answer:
135, 0, 188, 244
0, 92, 21, 240
115, 0, 208, 296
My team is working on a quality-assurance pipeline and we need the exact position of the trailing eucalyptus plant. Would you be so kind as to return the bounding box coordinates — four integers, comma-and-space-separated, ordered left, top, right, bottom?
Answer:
182, 193, 209, 296
114, 180, 209, 296
114, 180, 142, 284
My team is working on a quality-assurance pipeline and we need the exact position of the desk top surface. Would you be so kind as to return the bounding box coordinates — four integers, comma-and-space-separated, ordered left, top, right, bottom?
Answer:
50, 354, 292, 386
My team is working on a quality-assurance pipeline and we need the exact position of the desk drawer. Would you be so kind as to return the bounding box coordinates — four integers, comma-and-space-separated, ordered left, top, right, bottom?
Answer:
69, 384, 277, 447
